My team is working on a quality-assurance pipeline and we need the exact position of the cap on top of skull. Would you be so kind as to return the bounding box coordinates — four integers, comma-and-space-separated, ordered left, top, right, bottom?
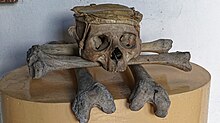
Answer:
72, 4, 143, 26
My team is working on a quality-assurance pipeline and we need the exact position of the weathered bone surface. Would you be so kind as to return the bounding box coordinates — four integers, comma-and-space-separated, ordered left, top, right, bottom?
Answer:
33, 39, 172, 55
26, 3, 192, 123
38, 43, 79, 56
72, 4, 144, 72
27, 45, 99, 79
72, 68, 115, 123
79, 24, 142, 72
129, 65, 170, 118
141, 39, 173, 53
130, 52, 191, 71
27, 45, 191, 79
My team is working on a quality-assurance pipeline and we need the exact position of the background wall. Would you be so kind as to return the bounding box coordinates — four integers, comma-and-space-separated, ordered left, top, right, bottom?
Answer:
0, 0, 219, 123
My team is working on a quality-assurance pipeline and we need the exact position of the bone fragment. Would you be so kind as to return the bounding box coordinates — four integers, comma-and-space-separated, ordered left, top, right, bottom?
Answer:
36, 39, 173, 56
129, 65, 170, 118
27, 45, 191, 79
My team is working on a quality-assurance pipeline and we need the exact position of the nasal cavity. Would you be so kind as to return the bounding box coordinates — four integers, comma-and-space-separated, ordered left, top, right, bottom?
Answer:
111, 47, 123, 61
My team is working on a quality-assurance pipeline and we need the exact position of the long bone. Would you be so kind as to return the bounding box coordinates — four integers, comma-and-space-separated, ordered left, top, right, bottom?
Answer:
26, 40, 190, 121
128, 65, 170, 118
34, 39, 173, 56
127, 39, 174, 118
27, 44, 191, 79
27, 40, 191, 78
72, 68, 116, 123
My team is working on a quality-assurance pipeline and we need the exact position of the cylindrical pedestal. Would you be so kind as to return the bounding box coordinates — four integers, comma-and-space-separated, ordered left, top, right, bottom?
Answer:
0, 63, 210, 123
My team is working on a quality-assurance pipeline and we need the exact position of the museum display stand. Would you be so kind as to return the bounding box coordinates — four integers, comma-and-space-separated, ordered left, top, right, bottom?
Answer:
0, 63, 210, 123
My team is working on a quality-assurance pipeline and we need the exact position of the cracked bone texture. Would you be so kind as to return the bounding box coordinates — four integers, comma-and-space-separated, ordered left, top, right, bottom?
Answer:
72, 4, 143, 72
29, 39, 173, 57
80, 24, 142, 72
27, 45, 191, 79
129, 64, 171, 118
72, 68, 116, 123
26, 45, 99, 79
26, 3, 192, 123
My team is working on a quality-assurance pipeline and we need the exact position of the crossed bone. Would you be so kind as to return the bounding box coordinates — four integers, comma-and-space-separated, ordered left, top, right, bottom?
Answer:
27, 39, 191, 79
27, 39, 191, 123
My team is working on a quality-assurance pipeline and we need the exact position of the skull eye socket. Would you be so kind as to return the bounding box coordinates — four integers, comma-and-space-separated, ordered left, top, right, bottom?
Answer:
92, 34, 110, 51
120, 33, 136, 49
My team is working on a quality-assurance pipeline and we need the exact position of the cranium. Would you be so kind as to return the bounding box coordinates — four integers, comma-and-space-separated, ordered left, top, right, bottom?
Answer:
72, 4, 143, 72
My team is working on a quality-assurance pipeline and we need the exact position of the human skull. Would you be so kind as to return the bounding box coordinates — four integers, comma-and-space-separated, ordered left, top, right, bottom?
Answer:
80, 24, 141, 72
72, 4, 143, 72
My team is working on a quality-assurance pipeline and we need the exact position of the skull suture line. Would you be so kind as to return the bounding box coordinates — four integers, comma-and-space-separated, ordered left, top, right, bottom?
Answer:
72, 4, 143, 72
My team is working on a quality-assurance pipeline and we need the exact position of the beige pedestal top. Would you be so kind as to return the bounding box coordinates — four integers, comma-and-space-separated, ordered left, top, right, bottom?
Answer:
0, 63, 211, 123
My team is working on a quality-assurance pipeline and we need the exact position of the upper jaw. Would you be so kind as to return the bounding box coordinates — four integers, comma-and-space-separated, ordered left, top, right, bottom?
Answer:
105, 59, 128, 72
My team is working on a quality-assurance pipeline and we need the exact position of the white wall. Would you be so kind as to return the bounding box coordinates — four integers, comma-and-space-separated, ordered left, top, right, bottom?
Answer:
0, 0, 219, 123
